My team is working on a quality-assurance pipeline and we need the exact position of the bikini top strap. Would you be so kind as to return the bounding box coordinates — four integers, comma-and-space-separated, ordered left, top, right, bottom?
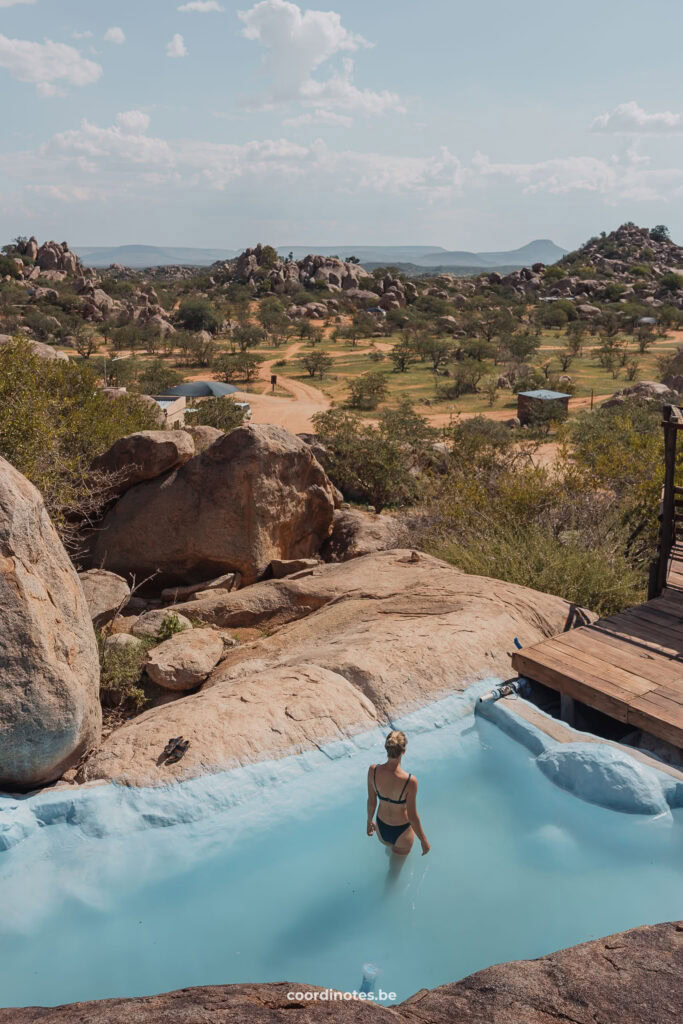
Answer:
398, 774, 411, 801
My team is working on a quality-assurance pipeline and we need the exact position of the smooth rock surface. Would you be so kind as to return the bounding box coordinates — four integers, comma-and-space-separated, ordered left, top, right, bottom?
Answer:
321, 508, 404, 562
2, 921, 679, 1023
78, 569, 131, 628
79, 550, 588, 785
144, 628, 224, 691
90, 430, 195, 492
88, 424, 337, 586
0, 458, 101, 789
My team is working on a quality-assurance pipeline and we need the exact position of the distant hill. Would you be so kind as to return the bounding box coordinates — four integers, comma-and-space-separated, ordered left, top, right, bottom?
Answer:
414, 239, 567, 269
74, 245, 240, 268
74, 239, 566, 271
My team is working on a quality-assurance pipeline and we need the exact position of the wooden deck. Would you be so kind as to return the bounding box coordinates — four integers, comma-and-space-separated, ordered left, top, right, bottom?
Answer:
511, 544, 683, 749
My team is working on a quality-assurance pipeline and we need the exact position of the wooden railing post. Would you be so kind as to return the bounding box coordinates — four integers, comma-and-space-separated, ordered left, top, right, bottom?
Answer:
656, 405, 680, 595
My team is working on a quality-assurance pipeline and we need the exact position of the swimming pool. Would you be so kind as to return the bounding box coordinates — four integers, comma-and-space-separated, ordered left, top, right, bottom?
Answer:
0, 689, 681, 1008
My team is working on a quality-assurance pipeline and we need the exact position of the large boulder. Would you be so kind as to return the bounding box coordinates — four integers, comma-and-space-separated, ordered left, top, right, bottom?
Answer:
88, 425, 337, 587
90, 430, 195, 492
79, 550, 589, 785
2, 922, 678, 1023
321, 509, 403, 562
78, 569, 131, 628
0, 458, 100, 789
144, 628, 225, 691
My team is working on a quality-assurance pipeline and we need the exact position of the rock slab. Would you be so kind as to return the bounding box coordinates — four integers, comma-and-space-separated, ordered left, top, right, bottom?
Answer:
1, 922, 679, 1023
0, 458, 101, 789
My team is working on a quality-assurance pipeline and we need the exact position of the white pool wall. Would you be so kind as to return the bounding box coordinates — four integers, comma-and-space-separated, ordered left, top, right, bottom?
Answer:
1, 677, 681, 855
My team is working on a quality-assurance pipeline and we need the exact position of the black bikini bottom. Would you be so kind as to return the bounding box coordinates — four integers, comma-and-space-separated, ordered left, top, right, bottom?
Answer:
376, 817, 411, 846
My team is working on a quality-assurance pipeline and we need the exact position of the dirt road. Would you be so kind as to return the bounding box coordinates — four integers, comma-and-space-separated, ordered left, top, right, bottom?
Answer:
234, 342, 331, 433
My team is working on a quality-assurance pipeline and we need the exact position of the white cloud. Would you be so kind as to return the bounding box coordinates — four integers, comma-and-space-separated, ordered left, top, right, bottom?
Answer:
0, 33, 102, 95
166, 33, 188, 58
104, 27, 126, 46
284, 109, 352, 127
0, 1, 37, 7
238, 0, 403, 120
592, 100, 682, 135
73, 31, 94, 41
178, 1, 224, 11
472, 149, 683, 203
116, 110, 151, 134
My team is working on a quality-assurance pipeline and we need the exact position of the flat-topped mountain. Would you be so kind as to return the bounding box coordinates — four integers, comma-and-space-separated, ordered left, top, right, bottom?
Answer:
415, 238, 567, 268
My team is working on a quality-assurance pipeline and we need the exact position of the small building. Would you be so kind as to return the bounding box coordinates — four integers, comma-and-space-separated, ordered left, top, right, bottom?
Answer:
517, 389, 571, 426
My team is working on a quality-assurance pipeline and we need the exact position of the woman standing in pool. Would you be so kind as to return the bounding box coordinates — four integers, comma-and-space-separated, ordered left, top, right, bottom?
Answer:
366, 731, 430, 857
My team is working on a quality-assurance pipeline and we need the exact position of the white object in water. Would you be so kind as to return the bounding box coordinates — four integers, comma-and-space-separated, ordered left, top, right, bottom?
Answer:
360, 962, 379, 995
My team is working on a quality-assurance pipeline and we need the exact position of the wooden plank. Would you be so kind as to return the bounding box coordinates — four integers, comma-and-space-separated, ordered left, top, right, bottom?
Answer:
607, 607, 683, 646
627, 696, 683, 748
541, 637, 654, 697
587, 621, 682, 661
600, 612, 683, 654
511, 650, 634, 723
652, 683, 683, 706
551, 628, 683, 688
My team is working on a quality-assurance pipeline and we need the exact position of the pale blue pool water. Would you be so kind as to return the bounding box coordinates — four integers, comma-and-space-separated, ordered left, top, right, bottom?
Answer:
0, 708, 681, 1009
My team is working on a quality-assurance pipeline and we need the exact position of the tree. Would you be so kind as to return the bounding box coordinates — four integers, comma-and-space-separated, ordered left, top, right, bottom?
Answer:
424, 337, 452, 373
558, 350, 574, 372
185, 396, 246, 432
660, 272, 683, 294
347, 370, 389, 410
176, 297, 220, 333
389, 340, 416, 372
484, 376, 498, 407
136, 359, 183, 395
650, 225, 670, 243
301, 350, 333, 379
502, 331, 541, 363
73, 325, 98, 359
214, 352, 263, 383
233, 321, 265, 352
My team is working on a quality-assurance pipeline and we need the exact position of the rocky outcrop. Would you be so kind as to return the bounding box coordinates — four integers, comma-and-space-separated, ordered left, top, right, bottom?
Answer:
0, 458, 100, 790
321, 509, 404, 562
602, 380, 675, 408
78, 569, 131, 628
3, 921, 679, 1023
144, 628, 224, 691
34, 240, 83, 277
78, 550, 587, 785
88, 425, 337, 587
90, 430, 196, 493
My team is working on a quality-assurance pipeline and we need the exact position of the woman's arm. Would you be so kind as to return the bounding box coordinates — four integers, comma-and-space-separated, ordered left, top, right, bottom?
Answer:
406, 777, 430, 855
366, 765, 377, 835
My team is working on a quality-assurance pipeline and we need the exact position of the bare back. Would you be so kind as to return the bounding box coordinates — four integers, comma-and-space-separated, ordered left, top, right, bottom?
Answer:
371, 761, 413, 825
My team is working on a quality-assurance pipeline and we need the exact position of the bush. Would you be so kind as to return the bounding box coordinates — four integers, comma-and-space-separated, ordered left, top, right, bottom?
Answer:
0, 340, 159, 543
347, 370, 389, 410
176, 297, 220, 333
312, 405, 427, 511
97, 633, 151, 712
185, 396, 246, 432
156, 612, 189, 642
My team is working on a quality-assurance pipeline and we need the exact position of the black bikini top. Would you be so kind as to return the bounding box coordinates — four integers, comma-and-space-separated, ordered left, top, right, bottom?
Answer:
374, 766, 411, 804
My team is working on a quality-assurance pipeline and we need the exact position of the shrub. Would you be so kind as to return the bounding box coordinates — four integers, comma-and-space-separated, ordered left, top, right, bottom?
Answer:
176, 297, 220, 333
185, 396, 246, 432
347, 370, 389, 410
97, 633, 151, 712
156, 612, 189, 642
0, 340, 159, 542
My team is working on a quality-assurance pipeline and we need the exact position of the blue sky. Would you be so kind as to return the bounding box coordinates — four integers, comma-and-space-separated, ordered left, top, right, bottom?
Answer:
1, 0, 682, 250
